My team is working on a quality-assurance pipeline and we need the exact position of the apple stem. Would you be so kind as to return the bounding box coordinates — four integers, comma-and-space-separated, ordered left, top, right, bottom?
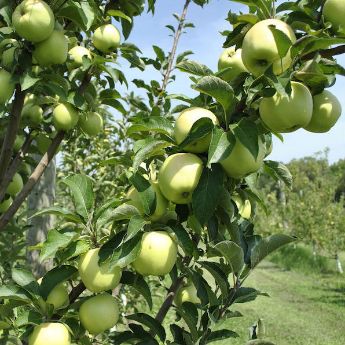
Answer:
0, 132, 34, 204
0, 86, 26, 186
0, 131, 65, 230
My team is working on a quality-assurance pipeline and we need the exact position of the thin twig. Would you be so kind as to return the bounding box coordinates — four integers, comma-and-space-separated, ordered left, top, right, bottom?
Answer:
156, 0, 192, 105
0, 134, 34, 204
0, 86, 26, 183
0, 131, 64, 230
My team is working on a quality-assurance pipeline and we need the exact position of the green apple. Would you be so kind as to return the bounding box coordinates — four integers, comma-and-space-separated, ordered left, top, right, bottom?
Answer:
127, 180, 168, 221
7, 173, 23, 196
259, 81, 313, 133
68, 46, 91, 69
323, 0, 345, 35
218, 47, 248, 81
132, 231, 178, 276
241, 19, 296, 76
93, 24, 121, 53
0, 197, 12, 214
220, 137, 265, 179
33, 30, 68, 66
12, 0, 55, 43
79, 112, 103, 136
174, 107, 219, 153
28, 323, 70, 345
79, 293, 119, 335
78, 248, 122, 293
232, 195, 251, 219
53, 103, 79, 131
19, 162, 32, 176
0, 68, 14, 104
36, 133, 52, 154
175, 284, 201, 306
304, 90, 342, 133
38, 278, 69, 311
22, 104, 43, 127
13, 135, 25, 152
158, 153, 203, 204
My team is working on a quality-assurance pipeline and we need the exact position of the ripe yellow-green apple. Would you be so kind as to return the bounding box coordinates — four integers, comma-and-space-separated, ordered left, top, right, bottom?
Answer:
53, 103, 79, 131
22, 104, 43, 127
175, 284, 201, 306
78, 248, 122, 293
33, 31, 68, 66
7, 173, 23, 196
174, 107, 219, 153
93, 24, 121, 53
323, 0, 345, 35
304, 90, 342, 133
13, 135, 25, 152
220, 137, 266, 179
37, 278, 69, 311
158, 153, 203, 204
0, 197, 12, 214
127, 180, 168, 221
0, 68, 14, 104
132, 231, 178, 276
259, 81, 313, 133
79, 293, 119, 335
28, 323, 70, 345
36, 133, 52, 154
12, 0, 55, 43
68, 46, 91, 69
241, 19, 296, 76
79, 112, 103, 136
232, 195, 251, 219
218, 47, 248, 81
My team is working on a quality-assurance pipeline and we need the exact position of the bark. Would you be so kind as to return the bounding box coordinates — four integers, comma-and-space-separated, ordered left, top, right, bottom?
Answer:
26, 154, 56, 277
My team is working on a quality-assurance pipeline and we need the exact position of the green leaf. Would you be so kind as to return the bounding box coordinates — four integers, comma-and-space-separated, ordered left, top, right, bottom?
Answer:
207, 127, 236, 166
193, 76, 235, 116
40, 265, 77, 300
40, 229, 77, 262
234, 287, 269, 303
14, 308, 41, 327
60, 174, 94, 221
192, 165, 224, 226
0, 285, 32, 303
30, 207, 82, 223
107, 9, 132, 23
263, 160, 292, 188
251, 234, 296, 268
177, 302, 199, 340
232, 119, 259, 160
12, 269, 40, 297
57, 1, 94, 30
20, 73, 40, 91
152, 45, 165, 62
169, 224, 197, 256
127, 117, 174, 137
213, 241, 244, 273
127, 313, 166, 342
269, 26, 293, 60
57, 240, 90, 262
96, 204, 140, 229
206, 329, 239, 343
178, 117, 215, 149
176, 60, 213, 76
127, 215, 148, 241
120, 271, 152, 309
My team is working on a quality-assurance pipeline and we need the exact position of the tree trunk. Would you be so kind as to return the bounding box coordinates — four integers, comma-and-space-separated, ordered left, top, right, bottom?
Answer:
26, 155, 56, 277
335, 253, 343, 274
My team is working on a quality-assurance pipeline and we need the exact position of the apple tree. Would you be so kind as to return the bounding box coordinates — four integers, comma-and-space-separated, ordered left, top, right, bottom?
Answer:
0, 0, 345, 344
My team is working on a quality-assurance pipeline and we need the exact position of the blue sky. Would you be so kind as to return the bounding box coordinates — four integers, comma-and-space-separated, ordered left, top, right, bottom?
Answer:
118, 0, 345, 164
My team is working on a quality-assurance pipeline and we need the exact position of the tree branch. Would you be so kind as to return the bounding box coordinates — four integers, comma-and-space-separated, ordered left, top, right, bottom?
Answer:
69, 282, 86, 304
0, 131, 64, 231
302, 44, 345, 60
0, 133, 33, 204
156, 0, 192, 104
0, 86, 26, 184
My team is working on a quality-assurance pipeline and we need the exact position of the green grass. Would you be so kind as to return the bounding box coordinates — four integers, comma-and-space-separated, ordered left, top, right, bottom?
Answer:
214, 261, 345, 345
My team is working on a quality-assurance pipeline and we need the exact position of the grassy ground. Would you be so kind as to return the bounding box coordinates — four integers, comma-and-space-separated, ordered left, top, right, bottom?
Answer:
214, 261, 345, 345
